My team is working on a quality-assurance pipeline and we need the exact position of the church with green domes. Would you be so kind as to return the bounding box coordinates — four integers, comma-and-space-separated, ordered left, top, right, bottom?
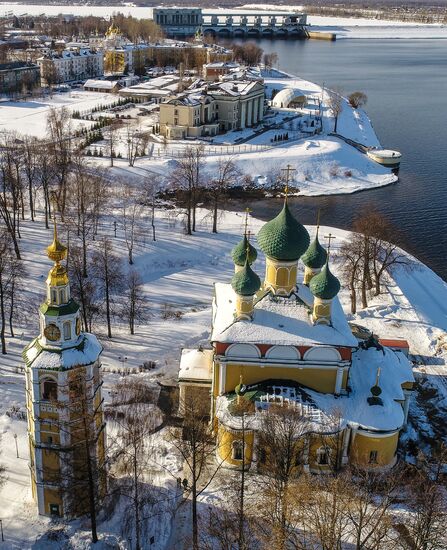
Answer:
178, 198, 414, 472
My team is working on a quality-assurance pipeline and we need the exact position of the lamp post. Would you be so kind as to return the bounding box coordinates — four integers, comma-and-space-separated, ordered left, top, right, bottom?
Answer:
0, 518, 4, 541
13, 433, 18, 458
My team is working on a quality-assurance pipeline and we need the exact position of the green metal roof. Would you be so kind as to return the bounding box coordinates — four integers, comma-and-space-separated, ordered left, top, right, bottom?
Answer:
39, 299, 79, 317
257, 202, 310, 261
231, 235, 258, 267
309, 263, 341, 300
231, 261, 261, 297
301, 235, 327, 269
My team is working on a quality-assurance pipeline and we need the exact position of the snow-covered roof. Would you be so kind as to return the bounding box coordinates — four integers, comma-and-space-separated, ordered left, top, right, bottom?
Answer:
211, 282, 358, 348
178, 348, 213, 383
23, 333, 103, 371
210, 80, 262, 97
272, 87, 306, 108
84, 79, 118, 89
216, 346, 414, 433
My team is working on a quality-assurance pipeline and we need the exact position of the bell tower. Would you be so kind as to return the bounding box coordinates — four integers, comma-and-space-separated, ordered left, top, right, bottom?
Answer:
24, 220, 105, 518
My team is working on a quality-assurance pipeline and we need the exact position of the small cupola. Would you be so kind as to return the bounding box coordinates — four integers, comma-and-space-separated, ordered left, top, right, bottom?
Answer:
257, 200, 309, 296
302, 224, 327, 285
231, 235, 257, 273
309, 261, 340, 326
231, 258, 261, 320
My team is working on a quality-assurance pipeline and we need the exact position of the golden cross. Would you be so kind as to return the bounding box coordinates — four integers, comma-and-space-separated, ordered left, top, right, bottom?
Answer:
324, 233, 336, 259
281, 164, 296, 200
244, 207, 252, 237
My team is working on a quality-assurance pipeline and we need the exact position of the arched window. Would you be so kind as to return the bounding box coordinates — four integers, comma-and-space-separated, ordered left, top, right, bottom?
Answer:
59, 289, 66, 304
63, 321, 71, 341
41, 378, 58, 401
232, 440, 244, 461
316, 446, 331, 466
51, 289, 58, 304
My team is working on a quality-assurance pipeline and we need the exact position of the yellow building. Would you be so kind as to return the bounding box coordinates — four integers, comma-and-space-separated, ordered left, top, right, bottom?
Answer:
159, 79, 265, 138
23, 222, 105, 517
179, 199, 414, 473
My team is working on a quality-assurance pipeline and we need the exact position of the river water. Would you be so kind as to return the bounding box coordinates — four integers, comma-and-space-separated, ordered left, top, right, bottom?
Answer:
231, 38, 447, 280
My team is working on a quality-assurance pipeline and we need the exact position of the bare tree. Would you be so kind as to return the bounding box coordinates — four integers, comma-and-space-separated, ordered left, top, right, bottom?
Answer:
66, 157, 108, 278
339, 235, 364, 314
327, 88, 344, 133
169, 145, 204, 235
46, 107, 72, 214
110, 380, 160, 550
401, 446, 447, 550
0, 231, 24, 353
141, 174, 162, 242
344, 466, 402, 550
68, 245, 100, 331
119, 182, 144, 265
0, 133, 23, 259
170, 393, 221, 550
92, 238, 124, 338
121, 270, 147, 335
22, 136, 40, 221
206, 157, 239, 234
107, 119, 122, 167
353, 210, 410, 296
348, 91, 368, 109
301, 473, 351, 550
126, 122, 149, 167
256, 404, 310, 550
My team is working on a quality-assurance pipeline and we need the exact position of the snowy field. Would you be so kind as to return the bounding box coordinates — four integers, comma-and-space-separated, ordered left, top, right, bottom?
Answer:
0, 202, 446, 548
0, 91, 115, 138
1, 3, 446, 39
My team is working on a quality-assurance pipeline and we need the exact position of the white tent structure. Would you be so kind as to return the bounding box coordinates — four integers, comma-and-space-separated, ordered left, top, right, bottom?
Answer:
272, 87, 306, 108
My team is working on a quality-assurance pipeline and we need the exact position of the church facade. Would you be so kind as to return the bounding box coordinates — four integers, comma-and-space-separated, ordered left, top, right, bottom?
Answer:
179, 201, 414, 473
24, 223, 105, 517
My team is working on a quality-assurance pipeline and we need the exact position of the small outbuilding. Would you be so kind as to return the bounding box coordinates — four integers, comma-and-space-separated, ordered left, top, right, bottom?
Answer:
272, 87, 306, 109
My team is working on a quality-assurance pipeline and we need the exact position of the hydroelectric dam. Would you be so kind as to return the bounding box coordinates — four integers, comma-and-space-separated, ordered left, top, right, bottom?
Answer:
153, 8, 334, 40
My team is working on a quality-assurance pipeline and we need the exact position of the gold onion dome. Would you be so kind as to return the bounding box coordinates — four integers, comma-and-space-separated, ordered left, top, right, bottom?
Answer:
257, 202, 310, 261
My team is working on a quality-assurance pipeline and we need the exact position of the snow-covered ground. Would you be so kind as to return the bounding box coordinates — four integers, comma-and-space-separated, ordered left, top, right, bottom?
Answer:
0, 204, 446, 548
0, 91, 116, 138
76, 70, 396, 196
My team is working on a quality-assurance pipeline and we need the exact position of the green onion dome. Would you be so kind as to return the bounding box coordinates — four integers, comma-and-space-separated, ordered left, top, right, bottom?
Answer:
257, 202, 310, 261
231, 235, 258, 267
231, 261, 261, 296
309, 263, 341, 300
301, 235, 327, 269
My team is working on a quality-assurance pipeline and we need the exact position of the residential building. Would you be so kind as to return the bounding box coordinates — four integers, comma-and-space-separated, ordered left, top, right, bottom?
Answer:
0, 61, 40, 94
37, 48, 103, 85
